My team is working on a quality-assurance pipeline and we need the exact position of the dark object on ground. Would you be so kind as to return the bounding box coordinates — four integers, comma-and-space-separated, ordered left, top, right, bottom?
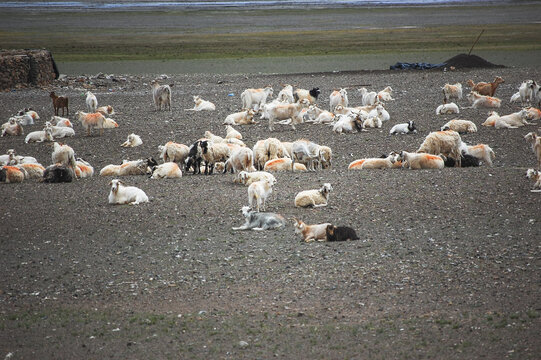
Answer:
42, 164, 75, 183
444, 154, 480, 167
326, 225, 360, 241
390, 62, 446, 70
444, 53, 504, 69
0, 49, 59, 90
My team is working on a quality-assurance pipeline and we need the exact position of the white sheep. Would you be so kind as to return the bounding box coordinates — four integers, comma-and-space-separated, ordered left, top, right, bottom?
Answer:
263, 137, 290, 161
151, 162, 183, 179
466, 91, 501, 108
224, 147, 256, 173
74, 158, 94, 178
358, 87, 378, 106
25, 126, 53, 143
390, 121, 417, 135
442, 83, 462, 103
13, 113, 33, 126
185, 95, 215, 111
85, 91, 98, 113
223, 109, 257, 125
96, 105, 115, 116
277, 84, 294, 103
241, 86, 273, 112
50, 115, 73, 127
1, 118, 24, 136
377, 86, 395, 102
248, 179, 275, 212
348, 152, 400, 170
108, 179, 148, 205
399, 151, 445, 170
305, 105, 335, 124
368, 104, 390, 122
103, 117, 119, 128
417, 130, 463, 165
329, 88, 348, 111
525, 107, 541, 121
159, 141, 189, 164
363, 115, 382, 129
52, 142, 77, 169
45, 121, 75, 138
266, 99, 310, 131
75, 111, 106, 136
319, 145, 333, 169
486, 110, 533, 129
294, 183, 333, 208
436, 103, 460, 115
461, 143, 496, 166
441, 119, 477, 134
151, 80, 172, 111
332, 113, 363, 134
0, 149, 37, 165
100, 158, 155, 176
293, 87, 320, 104
526, 169, 541, 190
225, 125, 242, 140
264, 158, 307, 172
121, 133, 143, 147
519, 80, 538, 105
15, 163, 45, 179
234, 170, 276, 186
199, 140, 231, 175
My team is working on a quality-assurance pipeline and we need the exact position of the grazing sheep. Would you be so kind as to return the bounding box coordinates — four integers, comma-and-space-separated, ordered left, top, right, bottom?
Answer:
1, 118, 24, 137
75, 111, 106, 136
232, 206, 286, 231
466, 76, 504, 96
151, 162, 183, 179
241, 86, 273, 112
223, 109, 257, 125
42, 164, 75, 183
200, 140, 231, 175
293, 218, 331, 243
442, 83, 462, 103
436, 103, 460, 115
390, 121, 417, 135
52, 142, 77, 169
524, 132, 541, 169
74, 158, 94, 178
248, 178, 275, 212
159, 141, 189, 164
294, 183, 332, 208
234, 170, 276, 186
526, 169, 541, 190
224, 147, 255, 173
417, 130, 463, 165
441, 119, 477, 134
225, 125, 242, 140
25, 126, 53, 143
325, 225, 360, 242
466, 91, 502, 108
100, 158, 156, 176
50, 116, 72, 128
460, 143, 495, 166
264, 158, 307, 172
96, 105, 115, 116
85, 91, 98, 113
0, 166, 25, 183
358, 87, 378, 106
121, 133, 143, 147
50, 91, 69, 116
108, 179, 149, 205
329, 88, 349, 111
348, 152, 399, 170
399, 151, 445, 170
294, 87, 321, 104
185, 95, 216, 111
332, 113, 364, 134
151, 80, 173, 111
377, 86, 395, 102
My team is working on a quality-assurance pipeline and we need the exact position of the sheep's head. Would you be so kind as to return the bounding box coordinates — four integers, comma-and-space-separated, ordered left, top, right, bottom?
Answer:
110, 179, 122, 194
494, 76, 504, 84
408, 121, 417, 132
241, 206, 252, 217
321, 183, 333, 194
526, 169, 538, 180
309, 87, 321, 99
524, 132, 537, 143
292, 218, 304, 232
326, 224, 336, 236
200, 140, 209, 154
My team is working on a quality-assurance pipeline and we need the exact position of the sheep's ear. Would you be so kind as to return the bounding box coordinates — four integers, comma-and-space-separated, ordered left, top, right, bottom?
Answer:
109, 181, 113, 186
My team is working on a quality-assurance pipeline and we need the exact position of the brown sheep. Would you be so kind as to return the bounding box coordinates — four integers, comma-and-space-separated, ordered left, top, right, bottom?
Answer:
50, 91, 69, 116
467, 76, 504, 97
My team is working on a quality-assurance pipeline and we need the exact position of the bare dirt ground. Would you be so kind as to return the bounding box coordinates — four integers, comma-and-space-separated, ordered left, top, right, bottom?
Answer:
0, 65, 540, 359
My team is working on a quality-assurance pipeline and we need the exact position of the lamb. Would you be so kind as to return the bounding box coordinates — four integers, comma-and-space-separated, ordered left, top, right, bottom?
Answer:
121, 133, 143, 147
103, 118, 119, 128
264, 158, 307, 172
294, 183, 332, 208
25, 126, 53, 143
108, 179, 149, 205
185, 140, 205, 174
159, 141, 189, 164
377, 86, 395, 102
185, 95, 216, 111
234, 170, 276, 186
466, 76, 504, 96
50, 116, 72, 128
224, 147, 255, 173
42, 164, 75, 183
442, 83, 463, 103
12, 113, 34, 126
151, 80, 173, 111
294, 87, 321, 104
99, 158, 155, 176
443, 154, 480, 168
368, 104, 390, 122
417, 130, 463, 165
50, 91, 69, 116
267, 98, 310, 131
0, 149, 37, 166
436, 103, 460, 115
348, 152, 399, 170
390, 121, 417, 135
232, 206, 286, 231
96, 105, 115, 116
0, 166, 25, 183
362, 115, 382, 129
524, 132, 541, 169
319, 146, 333, 169
526, 169, 541, 190
305, 105, 335, 124
1, 118, 24, 136
441, 119, 477, 134
241, 86, 273, 112
510, 92, 521, 103
200, 140, 231, 175
52, 142, 77, 169
85, 91, 98, 113
482, 111, 500, 127
329, 88, 349, 111
75, 111, 106, 136
399, 151, 445, 170
74, 158, 94, 178
45, 121, 75, 138
332, 113, 364, 134
151, 162, 183, 179
325, 225, 360, 242
14, 163, 46, 180
223, 109, 257, 125
461, 143, 496, 166
293, 218, 331, 243
277, 84, 294, 103
248, 178, 275, 212
358, 87, 378, 106
466, 91, 502, 109
225, 125, 242, 140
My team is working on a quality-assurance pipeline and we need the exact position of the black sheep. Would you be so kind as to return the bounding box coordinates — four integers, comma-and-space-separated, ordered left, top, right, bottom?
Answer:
326, 225, 360, 242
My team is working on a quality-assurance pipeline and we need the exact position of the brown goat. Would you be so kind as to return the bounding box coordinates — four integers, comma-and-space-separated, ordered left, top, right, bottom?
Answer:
466, 76, 504, 97
50, 91, 69, 116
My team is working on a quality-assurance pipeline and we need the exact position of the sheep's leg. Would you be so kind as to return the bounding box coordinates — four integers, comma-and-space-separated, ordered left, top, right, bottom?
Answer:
232, 224, 250, 231
313, 203, 328, 208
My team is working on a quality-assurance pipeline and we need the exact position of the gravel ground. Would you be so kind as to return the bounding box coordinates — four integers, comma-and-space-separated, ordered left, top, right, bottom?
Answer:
0, 66, 540, 359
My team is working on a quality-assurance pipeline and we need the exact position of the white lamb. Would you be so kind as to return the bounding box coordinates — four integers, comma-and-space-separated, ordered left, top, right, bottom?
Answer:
466, 91, 501, 108
277, 84, 294, 103
441, 119, 477, 134
460, 143, 496, 166
121, 133, 143, 147
305, 105, 335, 124
103, 118, 119, 128
224, 147, 256, 173
248, 178, 275, 212
223, 109, 257, 125
25, 126, 53, 143
151, 162, 183, 179
519, 80, 538, 105
390, 121, 417, 135
234, 170, 276, 186
185, 95, 215, 111
50, 116, 72, 127
363, 115, 382, 129
377, 86, 395, 102
399, 151, 445, 170
368, 104, 390, 122
108, 179, 149, 205
332, 113, 363, 134
294, 183, 333, 208
45, 121, 75, 138
225, 125, 242, 140
436, 103, 460, 115
85, 91, 98, 113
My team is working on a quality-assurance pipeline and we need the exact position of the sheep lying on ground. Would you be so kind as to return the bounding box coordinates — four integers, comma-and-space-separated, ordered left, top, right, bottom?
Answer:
294, 87, 321, 104
484, 110, 533, 129
85, 91, 98, 113
100, 158, 156, 176
15, 163, 45, 179
332, 113, 364, 134
266, 99, 310, 131
526, 169, 541, 190
185, 95, 216, 111
305, 105, 335, 124
108, 179, 149, 205
25, 126, 53, 143
248, 178, 275, 212
75, 111, 106, 136
241, 86, 273, 112
151, 80, 172, 111
103, 118, 119, 128
232, 206, 285, 231
524, 132, 541, 169
225, 125, 242, 140
325, 225, 360, 242
46, 121, 75, 138
0, 149, 37, 166
441, 119, 477, 134
377, 86, 394, 102
1, 118, 24, 137
436, 103, 460, 115
223, 109, 257, 125
368, 104, 390, 122
363, 115, 382, 129
0, 166, 25, 183
294, 183, 332, 208
74, 158, 94, 178
348, 152, 400, 170
466, 91, 501, 108
97, 105, 115, 116
42, 164, 75, 183
293, 218, 331, 243
121, 133, 143, 147
264, 158, 307, 172
50, 116, 72, 128
17, 108, 39, 121
390, 121, 417, 135
151, 162, 183, 179
467, 76, 504, 97
442, 83, 462, 103
159, 142, 189, 164
525, 107, 541, 121
234, 170, 276, 186
399, 151, 445, 170
460, 143, 496, 166
417, 130, 462, 165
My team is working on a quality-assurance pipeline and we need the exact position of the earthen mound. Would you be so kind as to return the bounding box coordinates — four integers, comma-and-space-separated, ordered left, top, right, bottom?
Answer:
444, 53, 504, 69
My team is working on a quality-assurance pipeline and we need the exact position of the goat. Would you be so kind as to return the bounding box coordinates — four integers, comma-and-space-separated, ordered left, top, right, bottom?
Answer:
325, 225, 360, 242
14, 163, 45, 180
390, 121, 417, 135
441, 119, 477, 134
74, 158, 94, 178
151, 80, 173, 111
185, 95, 215, 111
399, 151, 445, 170
320, 146, 333, 169
52, 142, 77, 169
234, 170, 276, 186
75, 111, 106, 136
510, 92, 521, 103
224, 147, 255, 173
159, 141, 189, 164
489, 110, 533, 129
460, 143, 495, 166
248, 178, 274, 212
108, 179, 148, 205
294, 183, 332, 208
368, 104, 390, 122
1, 149, 37, 166
100, 158, 155, 176
526, 169, 541, 190
264, 158, 307, 172
519, 80, 538, 105
262, 137, 290, 163
25, 126, 53, 143
151, 162, 183, 179
17, 108, 39, 121
1, 118, 24, 137
103, 118, 119, 128
329, 88, 348, 111
50, 116, 72, 128
45, 121, 75, 138
267, 99, 310, 131
358, 87, 378, 106
185, 140, 205, 174
525, 107, 541, 121
232, 206, 285, 231
277, 84, 295, 103
200, 140, 231, 175
223, 109, 257, 125
241, 86, 273, 112
42, 164, 75, 183
377, 86, 395, 102
121, 133, 143, 147
85, 91, 98, 113
305, 105, 335, 124
466, 91, 502, 108
294, 87, 320, 104
443, 153, 479, 168
442, 83, 462, 103
293, 218, 331, 243
524, 132, 541, 169
291, 139, 324, 171
50, 91, 68, 116
363, 115, 382, 129
348, 152, 399, 170
97, 105, 115, 116
466, 76, 504, 96
417, 130, 463, 165
0, 166, 25, 183
225, 125, 242, 140
332, 113, 364, 134
436, 103, 460, 115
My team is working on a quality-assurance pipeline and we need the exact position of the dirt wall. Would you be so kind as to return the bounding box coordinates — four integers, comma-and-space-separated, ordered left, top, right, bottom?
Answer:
0, 49, 59, 90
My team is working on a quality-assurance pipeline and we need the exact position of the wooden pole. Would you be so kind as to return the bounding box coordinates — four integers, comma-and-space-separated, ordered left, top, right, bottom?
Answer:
468, 29, 485, 56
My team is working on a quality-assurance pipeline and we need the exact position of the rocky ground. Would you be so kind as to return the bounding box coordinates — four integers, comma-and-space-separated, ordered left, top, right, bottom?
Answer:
0, 66, 540, 359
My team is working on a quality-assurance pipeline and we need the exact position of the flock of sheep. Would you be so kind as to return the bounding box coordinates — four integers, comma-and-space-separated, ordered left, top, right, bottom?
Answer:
1, 74, 541, 242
